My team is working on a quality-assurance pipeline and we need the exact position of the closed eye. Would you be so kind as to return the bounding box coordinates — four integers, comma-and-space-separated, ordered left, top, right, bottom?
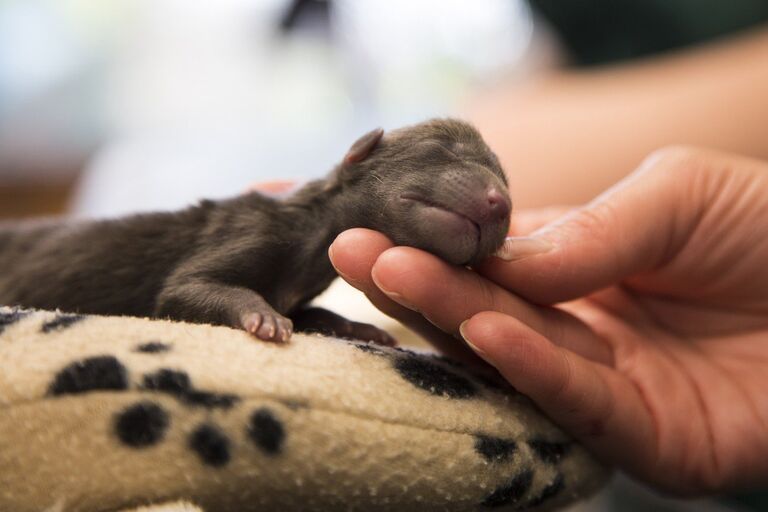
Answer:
419, 141, 462, 162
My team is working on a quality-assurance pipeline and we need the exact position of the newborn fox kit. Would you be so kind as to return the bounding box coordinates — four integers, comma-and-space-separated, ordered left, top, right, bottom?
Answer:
0, 119, 511, 342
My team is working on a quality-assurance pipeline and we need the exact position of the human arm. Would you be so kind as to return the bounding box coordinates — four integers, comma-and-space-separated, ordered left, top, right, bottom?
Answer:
467, 28, 768, 208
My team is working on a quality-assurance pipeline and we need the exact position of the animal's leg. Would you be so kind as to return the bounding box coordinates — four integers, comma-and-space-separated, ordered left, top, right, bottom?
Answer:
156, 280, 292, 342
292, 306, 396, 346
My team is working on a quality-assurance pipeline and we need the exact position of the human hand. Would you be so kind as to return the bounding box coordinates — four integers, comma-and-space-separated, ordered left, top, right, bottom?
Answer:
328, 147, 768, 494
247, 180, 301, 197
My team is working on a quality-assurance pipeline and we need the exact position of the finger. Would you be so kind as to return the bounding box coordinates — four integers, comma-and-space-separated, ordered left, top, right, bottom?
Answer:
509, 206, 575, 236
329, 229, 481, 363
459, 311, 655, 471
328, 229, 394, 291
480, 149, 705, 304
247, 180, 301, 196
371, 246, 613, 365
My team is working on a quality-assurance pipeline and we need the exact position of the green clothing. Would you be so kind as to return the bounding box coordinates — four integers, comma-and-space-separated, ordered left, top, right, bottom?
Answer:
528, 0, 768, 65
721, 491, 768, 511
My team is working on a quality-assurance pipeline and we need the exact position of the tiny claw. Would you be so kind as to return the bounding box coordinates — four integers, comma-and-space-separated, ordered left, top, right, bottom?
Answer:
241, 312, 263, 334
256, 316, 276, 341
251, 314, 294, 343
278, 318, 293, 343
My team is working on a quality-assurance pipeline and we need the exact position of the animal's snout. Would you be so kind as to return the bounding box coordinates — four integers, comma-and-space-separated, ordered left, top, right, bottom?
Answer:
485, 187, 511, 222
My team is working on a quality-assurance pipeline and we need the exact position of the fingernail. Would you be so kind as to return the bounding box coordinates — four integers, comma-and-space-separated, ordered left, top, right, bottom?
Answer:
493, 237, 554, 262
459, 320, 487, 357
327, 244, 344, 276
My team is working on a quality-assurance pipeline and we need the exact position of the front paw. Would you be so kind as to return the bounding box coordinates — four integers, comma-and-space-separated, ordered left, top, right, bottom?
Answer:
241, 312, 293, 342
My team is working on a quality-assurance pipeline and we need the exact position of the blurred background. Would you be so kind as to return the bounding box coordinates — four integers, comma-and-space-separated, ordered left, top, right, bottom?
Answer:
0, 0, 535, 218
3, 0, 767, 221
2, 1, 768, 510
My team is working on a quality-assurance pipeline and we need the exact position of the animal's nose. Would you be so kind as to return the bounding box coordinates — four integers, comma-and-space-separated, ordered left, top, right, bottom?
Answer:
486, 187, 511, 221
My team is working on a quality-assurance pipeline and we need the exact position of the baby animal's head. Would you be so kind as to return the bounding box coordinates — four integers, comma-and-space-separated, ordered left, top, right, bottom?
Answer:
334, 118, 511, 265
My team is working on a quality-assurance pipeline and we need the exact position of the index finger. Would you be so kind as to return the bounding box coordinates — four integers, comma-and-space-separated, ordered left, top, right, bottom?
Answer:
370, 246, 614, 365
329, 228, 482, 363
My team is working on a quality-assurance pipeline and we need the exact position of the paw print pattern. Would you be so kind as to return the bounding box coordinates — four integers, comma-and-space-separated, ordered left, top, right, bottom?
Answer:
474, 435, 517, 463
0, 307, 30, 334
473, 434, 573, 509
189, 424, 231, 467
351, 340, 578, 509
48, 356, 129, 395
134, 341, 172, 353
41, 312, 85, 333
393, 356, 478, 399
114, 401, 170, 447
141, 368, 239, 409
528, 440, 571, 465
111, 399, 287, 469
10, 306, 598, 511
248, 407, 285, 455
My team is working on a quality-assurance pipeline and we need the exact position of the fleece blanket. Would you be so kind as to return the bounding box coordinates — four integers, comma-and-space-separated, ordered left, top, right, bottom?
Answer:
0, 307, 608, 511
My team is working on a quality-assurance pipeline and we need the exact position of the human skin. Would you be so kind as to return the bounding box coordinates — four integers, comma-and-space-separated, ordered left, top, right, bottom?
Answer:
466, 28, 768, 208
328, 147, 768, 495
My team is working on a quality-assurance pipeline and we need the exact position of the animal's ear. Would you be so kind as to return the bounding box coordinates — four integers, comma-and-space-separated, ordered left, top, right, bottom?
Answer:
343, 128, 384, 165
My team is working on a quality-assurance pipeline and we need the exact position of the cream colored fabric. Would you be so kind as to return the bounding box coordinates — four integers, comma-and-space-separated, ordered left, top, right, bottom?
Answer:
0, 307, 608, 511
120, 502, 203, 512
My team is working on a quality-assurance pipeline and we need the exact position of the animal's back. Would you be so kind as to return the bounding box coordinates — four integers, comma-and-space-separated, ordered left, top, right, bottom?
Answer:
0, 206, 211, 316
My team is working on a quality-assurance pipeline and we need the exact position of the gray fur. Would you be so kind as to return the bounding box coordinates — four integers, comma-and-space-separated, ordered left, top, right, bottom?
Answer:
0, 119, 511, 341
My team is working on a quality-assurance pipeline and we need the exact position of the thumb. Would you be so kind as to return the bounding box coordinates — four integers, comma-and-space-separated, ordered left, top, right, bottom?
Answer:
479, 148, 706, 304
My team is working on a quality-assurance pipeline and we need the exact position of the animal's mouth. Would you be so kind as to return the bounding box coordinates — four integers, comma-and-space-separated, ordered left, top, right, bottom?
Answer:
400, 193, 481, 247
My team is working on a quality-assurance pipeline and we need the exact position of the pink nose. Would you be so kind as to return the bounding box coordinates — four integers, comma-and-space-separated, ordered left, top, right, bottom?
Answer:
486, 187, 511, 221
